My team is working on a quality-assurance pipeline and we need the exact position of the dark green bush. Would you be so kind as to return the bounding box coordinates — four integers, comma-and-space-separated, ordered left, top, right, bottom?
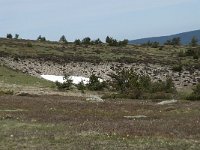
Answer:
172, 64, 183, 72
108, 68, 176, 99
87, 74, 106, 91
55, 75, 73, 91
6, 34, 13, 39
76, 81, 86, 93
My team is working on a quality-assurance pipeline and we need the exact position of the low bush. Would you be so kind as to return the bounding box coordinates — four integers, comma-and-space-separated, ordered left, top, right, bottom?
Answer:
172, 64, 183, 72
76, 81, 86, 93
108, 68, 176, 99
87, 74, 106, 91
187, 83, 200, 101
55, 75, 73, 91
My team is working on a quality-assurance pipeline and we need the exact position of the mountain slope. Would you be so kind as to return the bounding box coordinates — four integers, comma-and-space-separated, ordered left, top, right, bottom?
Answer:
129, 29, 200, 45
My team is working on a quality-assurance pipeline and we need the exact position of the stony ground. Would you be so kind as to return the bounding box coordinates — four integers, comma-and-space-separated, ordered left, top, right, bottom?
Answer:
1, 56, 200, 90
0, 95, 199, 149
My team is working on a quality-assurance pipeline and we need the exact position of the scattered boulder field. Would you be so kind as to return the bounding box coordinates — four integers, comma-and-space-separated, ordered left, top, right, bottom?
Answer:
1, 56, 200, 90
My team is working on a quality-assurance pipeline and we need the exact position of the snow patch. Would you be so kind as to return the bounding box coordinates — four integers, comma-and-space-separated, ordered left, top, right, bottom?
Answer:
41, 75, 89, 84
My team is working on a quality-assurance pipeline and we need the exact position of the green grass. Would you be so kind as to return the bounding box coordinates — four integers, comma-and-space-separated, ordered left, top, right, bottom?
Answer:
0, 65, 53, 87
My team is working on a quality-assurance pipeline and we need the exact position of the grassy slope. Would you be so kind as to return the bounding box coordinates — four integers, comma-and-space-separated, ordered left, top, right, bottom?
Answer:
0, 65, 53, 88
0, 38, 199, 68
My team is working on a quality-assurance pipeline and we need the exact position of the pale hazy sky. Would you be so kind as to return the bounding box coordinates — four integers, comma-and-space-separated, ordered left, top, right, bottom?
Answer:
0, 0, 200, 41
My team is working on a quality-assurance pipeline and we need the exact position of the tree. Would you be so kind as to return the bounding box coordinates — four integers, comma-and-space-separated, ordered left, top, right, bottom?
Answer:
94, 38, 102, 45
55, 75, 73, 90
82, 37, 91, 45
87, 74, 105, 91
59, 35, 68, 43
37, 35, 42, 41
14, 34, 19, 39
74, 39, 81, 45
118, 39, 128, 46
6, 34, 12, 39
190, 36, 198, 47
151, 42, 159, 48
37, 35, 46, 41
172, 37, 181, 46
164, 37, 181, 46
164, 40, 172, 45
106, 36, 112, 44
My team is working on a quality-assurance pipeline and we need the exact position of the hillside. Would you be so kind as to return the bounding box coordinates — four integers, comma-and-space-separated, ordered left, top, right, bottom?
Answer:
0, 37, 200, 90
129, 29, 200, 45
0, 38, 200, 150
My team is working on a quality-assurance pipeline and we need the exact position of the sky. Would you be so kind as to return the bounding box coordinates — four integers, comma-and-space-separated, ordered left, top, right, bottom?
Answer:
0, 0, 200, 41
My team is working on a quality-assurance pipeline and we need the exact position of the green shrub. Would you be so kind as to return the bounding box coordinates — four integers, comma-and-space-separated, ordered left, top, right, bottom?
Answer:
76, 81, 86, 93
172, 64, 183, 72
109, 68, 176, 99
6, 34, 13, 39
74, 39, 81, 45
87, 74, 106, 91
55, 75, 73, 91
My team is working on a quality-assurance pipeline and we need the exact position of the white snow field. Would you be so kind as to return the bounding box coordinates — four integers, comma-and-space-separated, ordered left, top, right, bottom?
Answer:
41, 75, 90, 84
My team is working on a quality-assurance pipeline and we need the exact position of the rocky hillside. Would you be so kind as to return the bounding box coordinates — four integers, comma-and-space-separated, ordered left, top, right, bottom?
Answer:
0, 38, 200, 90
1, 56, 200, 90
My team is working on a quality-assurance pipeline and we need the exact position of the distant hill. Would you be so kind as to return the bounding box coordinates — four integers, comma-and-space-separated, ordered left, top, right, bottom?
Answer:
129, 29, 200, 45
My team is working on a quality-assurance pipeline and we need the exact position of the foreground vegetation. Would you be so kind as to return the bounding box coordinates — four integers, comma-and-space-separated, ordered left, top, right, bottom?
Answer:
0, 95, 199, 149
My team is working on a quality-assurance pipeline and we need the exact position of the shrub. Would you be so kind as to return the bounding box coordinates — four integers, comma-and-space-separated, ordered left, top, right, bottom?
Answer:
189, 36, 198, 47
106, 36, 128, 46
172, 64, 182, 72
6, 34, 13, 39
55, 75, 73, 91
109, 68, 176, 99
82, 37, 91, 45
74, 39, 81, 45
186, 83, 200, 101
87, 74, 106, 91
59, 35, 68, 44
14, 34, 19, 39
37, 35, 46, 41
76, 81, 86, 93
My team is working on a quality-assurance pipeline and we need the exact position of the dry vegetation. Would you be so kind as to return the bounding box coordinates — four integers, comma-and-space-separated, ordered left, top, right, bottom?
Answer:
0, 95, 199, 149
0, 38, 199, 68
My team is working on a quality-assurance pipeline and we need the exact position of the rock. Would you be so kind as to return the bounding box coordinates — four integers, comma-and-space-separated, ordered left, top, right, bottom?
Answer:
157, 99, 177, 105
124, 115, 147, 119
86, 95, 104, 102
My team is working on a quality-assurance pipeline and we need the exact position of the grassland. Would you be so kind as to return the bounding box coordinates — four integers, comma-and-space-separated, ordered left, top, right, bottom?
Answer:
0, 65, 53, 87
0, 38, 199, 68
0, 95, 199, 149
